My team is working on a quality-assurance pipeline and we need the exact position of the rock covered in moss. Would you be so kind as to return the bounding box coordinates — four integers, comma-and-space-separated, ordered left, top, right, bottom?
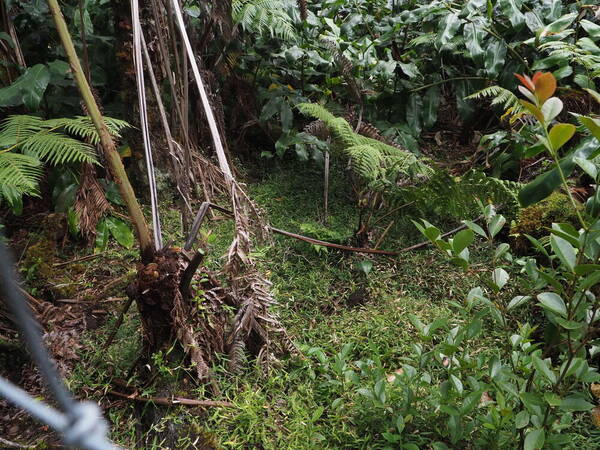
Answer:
510, 192, 581, 253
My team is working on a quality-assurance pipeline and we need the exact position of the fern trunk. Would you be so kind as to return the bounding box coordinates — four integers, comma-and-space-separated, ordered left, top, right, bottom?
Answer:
47, 0, 154, 262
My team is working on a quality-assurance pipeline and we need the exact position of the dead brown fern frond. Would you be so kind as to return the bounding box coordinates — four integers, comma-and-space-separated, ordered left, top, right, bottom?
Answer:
74, 163, 110, 244
298, 0, 307, 21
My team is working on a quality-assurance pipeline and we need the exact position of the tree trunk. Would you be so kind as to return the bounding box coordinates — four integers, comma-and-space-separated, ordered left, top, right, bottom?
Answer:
47, 0, 154, 263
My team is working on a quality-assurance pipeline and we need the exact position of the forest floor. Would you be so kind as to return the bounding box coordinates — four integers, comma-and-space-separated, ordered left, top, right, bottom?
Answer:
1, 160, 598, 449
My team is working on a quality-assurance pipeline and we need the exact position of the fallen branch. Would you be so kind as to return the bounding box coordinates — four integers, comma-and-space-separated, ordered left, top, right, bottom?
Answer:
0, 437, 30, 448
184, 202, 484, 257
107, 390, 234, 408
102, 295, 135, 350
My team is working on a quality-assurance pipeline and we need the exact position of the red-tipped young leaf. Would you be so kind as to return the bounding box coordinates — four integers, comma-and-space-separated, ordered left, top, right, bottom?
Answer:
515, 73, 535, 91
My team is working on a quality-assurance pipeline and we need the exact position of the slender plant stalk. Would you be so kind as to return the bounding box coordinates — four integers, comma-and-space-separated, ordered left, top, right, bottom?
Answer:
47, 0, 154, 261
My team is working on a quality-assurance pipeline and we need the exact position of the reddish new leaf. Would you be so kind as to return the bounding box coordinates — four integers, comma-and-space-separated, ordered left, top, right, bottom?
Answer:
533, 72, 557, 103
515, 73, 535, 91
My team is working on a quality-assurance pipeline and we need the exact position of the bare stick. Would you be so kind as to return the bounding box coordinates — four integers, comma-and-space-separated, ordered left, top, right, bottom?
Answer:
103, 295, 135, 350
107, 390, 234, 408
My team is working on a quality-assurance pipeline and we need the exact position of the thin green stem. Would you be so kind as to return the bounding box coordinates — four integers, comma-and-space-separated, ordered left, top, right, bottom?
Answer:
410, 77, 489, 93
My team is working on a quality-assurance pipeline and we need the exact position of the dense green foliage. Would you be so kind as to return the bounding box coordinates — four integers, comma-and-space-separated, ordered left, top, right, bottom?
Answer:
2, 0, 600, 448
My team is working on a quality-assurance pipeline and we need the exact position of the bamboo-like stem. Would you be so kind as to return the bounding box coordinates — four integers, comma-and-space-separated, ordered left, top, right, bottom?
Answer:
47, 0, 154, 262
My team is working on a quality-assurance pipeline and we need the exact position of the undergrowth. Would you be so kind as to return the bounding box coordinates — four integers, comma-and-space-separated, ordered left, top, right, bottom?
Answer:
65, 160, 600, 449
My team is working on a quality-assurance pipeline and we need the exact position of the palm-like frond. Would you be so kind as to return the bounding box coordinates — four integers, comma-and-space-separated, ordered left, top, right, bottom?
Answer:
232, 0, 296, 41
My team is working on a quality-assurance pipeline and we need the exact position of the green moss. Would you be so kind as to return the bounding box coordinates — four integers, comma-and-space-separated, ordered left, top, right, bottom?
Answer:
511, 192, 581, 251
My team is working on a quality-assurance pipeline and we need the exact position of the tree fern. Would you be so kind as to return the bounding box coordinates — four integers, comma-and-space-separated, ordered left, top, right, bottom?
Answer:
298, 102, 432, 184
299, 103, 520, 220
0, 115, 130, 209
232, 0, 296, 41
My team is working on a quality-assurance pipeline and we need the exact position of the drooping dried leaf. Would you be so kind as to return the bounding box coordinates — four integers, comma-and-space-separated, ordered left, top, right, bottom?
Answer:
591, 383, 600, 400
592, 406, 600, 428
74, 163, 110, 244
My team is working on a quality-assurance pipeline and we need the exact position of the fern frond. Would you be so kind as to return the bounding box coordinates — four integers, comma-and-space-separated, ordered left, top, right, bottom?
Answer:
466, 85, 524, 114
0, 114, 129, 206
408, 33, 436, 47
0, 115, 44, 147
385, 170, 521, 219
346, 144, 384, 181
45, 116, 131, 144
233, 0, 296, 41
20, 132, 96, 165
297, 102, 338, 123
0, 153, 43, 201
298, 102, 430, 185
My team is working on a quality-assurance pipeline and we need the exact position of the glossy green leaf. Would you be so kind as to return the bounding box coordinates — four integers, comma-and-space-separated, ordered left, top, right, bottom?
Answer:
559, 396, 594, 411
584, 88, 600, 105
450, 374, 463, 395
95, 219, 109, 253
547, 123, 575, 151
492, 268, 509, 290
542, 13, 577, 34
520, 100, 544, 122
541, 97, 563, 123
485, 40, 506, 78
464, 22, 485, 65
581, 270, 600, 291
406, 93, 423, 135
552, 65, 572, 81
0, 64, 50, 110
537, 292, 567, 318
581, 19, 600, 39
524, 429, 545, 450
532, 354, 557, 383
500, 0, 525, 28
280, 102, 293, 131
489, 215, 506, 238
260, 96, 284, 122
574, 156, 597, 180
452, 229, 474, 254
550, 234, 576, 271
515, 410, 529, 429
438, 13, 461, 46
508, 295, 531, 311
578, 115, 600, 141
462, 220, 486, 238
422, 86, 440, 129
519, 137, 599, 206
105, 216, 134, 249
